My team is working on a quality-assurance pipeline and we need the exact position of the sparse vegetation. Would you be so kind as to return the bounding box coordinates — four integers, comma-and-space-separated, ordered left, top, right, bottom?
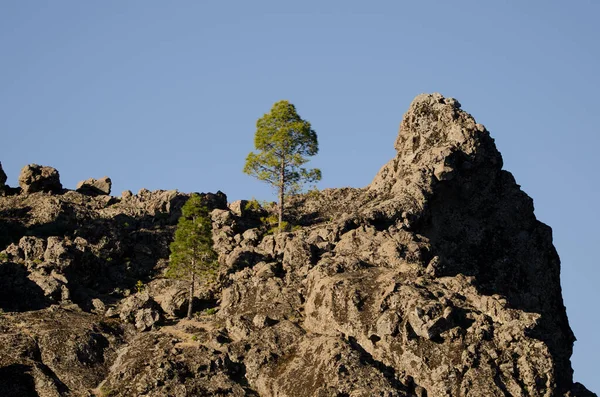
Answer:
306, 186, 321, 200
98, 384, 118, 397
244, 197, 264, 212
260, 214, 302, 234
135, 280, 145, 293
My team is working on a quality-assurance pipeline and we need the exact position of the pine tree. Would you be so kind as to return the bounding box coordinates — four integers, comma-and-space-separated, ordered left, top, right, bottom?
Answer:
168, 194, 217, 319
243, 100, 321, 232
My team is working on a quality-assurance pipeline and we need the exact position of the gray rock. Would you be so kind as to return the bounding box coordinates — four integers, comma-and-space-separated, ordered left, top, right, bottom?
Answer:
19, 236, 46, 263
228, 199, 249, 216
76, 176, 112, 195
0, 93, 594, 397
118, 292, 164, 331
44, 236, 69, 263
18, 164, 62, 194
148, 279, 189, 317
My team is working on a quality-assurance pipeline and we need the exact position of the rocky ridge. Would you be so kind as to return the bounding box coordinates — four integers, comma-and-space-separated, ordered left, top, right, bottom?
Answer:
0, 94, 595, 397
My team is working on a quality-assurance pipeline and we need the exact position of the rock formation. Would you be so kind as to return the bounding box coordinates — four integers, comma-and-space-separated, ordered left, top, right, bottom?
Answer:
0, 162, 6, 187
0, 94, 595, 396
0, 162, 7, 195
18, 164, 62, 194
76, 176, 112, 196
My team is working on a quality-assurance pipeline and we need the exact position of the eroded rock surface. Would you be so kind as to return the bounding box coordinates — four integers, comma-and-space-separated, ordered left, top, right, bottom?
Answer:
18, 164, 63, 194
0, 94, 595, 397
77, 176, 112, 196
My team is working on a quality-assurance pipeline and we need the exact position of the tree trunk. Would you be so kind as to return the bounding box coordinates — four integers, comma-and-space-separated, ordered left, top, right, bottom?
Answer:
278, 157, 285, 233
187, 269, 195, 319
278, 185, 284, 233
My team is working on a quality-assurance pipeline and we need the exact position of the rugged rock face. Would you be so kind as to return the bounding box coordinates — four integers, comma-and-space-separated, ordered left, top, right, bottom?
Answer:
0, 162, 6, 187
77, 176, 112, 196
18, 164, 63, 194
0, 94, 595, 397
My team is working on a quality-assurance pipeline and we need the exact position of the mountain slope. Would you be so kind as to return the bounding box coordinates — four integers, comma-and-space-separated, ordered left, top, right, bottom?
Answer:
0, 94, 595, 397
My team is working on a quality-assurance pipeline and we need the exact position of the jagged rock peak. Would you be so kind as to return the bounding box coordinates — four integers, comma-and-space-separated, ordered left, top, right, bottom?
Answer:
370, 93, 502, 193
0, 95, 596, 397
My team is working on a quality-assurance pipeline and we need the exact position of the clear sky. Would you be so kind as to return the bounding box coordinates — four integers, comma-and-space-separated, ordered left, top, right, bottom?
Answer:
1, 1, 598, 391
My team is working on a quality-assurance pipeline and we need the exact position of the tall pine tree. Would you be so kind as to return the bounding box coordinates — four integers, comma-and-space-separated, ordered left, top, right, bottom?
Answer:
168, 194, 217, 319
243, 100, 321, 232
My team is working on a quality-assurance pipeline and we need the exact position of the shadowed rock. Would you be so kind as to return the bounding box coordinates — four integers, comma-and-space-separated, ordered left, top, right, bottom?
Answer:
0, 162, 7, 188
76, 176, 112, 196
18, 164, 62, 194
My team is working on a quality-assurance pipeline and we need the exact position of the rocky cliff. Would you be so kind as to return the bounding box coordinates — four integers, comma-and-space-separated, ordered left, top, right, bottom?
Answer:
0, 94, 595, 397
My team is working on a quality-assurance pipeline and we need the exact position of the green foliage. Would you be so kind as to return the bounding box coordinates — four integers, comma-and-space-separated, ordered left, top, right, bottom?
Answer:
243, 100, 321, 231
168, 194, 218, 283
204, 308, 217, 315
244, 197, 264, 212
306, 186, 321, 200
99, 385, 118, 397
0, 252, 8, 262
259, 215, 300, 234
135, 280, 145, 294
32, 258, 42, 264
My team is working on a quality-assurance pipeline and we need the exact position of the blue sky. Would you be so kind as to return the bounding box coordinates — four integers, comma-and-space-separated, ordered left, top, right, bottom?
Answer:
1, 1, 598, 390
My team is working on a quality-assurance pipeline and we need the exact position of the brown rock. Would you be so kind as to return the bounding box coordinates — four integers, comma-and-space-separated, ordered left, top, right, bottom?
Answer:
0, 94, 594, 397
18, 164, 62, 194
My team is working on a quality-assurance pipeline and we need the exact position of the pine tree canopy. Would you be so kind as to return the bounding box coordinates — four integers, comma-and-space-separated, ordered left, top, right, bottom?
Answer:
243, 100, 321, 231
168, 194, 217, 281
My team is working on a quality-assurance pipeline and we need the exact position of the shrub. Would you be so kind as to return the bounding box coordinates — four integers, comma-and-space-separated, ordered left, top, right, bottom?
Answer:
135, 280, 145, 294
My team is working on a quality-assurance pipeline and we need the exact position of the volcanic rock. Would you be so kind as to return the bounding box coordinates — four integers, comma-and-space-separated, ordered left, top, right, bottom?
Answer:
117, 292, 164, 331
0, 94, 595, 397
76, 176, 112, 195
18, 164, 62, 194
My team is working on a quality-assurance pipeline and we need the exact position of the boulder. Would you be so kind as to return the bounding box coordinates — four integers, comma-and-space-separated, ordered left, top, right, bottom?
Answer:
229, 200, 249, 216
203, 190, 228, 210
148, 279, 189, 317
118, 292, 163, 331
76, 176, 112, 195
18, 164, 62, 194
18, 236, 46, 263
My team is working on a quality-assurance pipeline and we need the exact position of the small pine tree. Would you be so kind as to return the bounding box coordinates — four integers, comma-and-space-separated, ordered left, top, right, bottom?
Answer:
168, 194, 218, 319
